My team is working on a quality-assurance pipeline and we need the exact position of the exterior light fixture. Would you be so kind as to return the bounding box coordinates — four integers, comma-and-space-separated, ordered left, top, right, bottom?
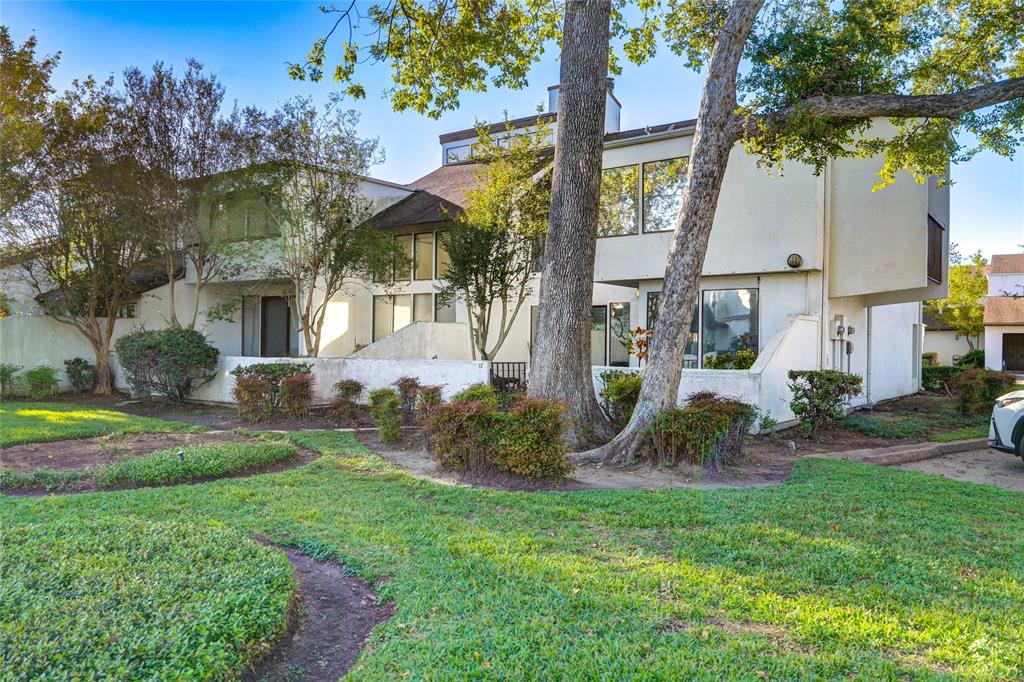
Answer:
786, 253, 803, 269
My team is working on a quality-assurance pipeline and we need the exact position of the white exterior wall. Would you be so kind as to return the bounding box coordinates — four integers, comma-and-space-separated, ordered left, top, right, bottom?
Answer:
924, 329, 979, 365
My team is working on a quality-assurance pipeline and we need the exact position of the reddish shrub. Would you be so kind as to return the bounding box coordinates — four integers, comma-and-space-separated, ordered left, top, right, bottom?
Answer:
233, 375, 273, 423
333, 379, 365, 424
281, 372, 315, 420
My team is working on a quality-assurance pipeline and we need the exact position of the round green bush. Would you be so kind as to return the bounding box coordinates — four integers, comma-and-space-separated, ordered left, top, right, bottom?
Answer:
115, 328, 219, 404
1, 516, 295, 680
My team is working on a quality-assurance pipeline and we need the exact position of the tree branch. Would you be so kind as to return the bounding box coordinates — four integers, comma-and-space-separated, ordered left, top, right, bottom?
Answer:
737, 77, 1024, 136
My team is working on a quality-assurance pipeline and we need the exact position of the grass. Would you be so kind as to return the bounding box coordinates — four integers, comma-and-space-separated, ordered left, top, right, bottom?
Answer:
3, 431, 1022, 680
0, 402, 202, 446
0, 441, 298, 492
840, 398, 988, 443
1, 516, 295, 681
929, 425, 990, 442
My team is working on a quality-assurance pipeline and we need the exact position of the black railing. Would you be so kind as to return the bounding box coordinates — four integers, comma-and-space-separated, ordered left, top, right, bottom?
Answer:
490, 361, 528, 393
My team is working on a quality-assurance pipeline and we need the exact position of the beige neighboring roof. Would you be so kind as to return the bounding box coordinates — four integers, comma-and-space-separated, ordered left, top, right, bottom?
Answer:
409, 162, 484, 206
989, 254, 1024, 274
984, 296, 1024, 326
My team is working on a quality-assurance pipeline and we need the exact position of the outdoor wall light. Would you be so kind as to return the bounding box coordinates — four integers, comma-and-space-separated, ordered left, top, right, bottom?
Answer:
786, 253, 803, 269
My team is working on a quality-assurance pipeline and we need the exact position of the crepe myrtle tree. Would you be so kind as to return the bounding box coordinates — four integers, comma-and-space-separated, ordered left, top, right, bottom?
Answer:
437, 118, 552, 361
297, 0, 1024, 452
122, 60, 256, 330
246, 95, 402, 357
2, 78, 158, 394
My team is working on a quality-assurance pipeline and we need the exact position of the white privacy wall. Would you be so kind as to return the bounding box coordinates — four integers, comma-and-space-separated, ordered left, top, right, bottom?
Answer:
189, 356, 490, 404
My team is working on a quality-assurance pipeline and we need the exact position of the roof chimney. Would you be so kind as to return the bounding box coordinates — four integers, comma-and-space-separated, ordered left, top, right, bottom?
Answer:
546, 80, 620, 133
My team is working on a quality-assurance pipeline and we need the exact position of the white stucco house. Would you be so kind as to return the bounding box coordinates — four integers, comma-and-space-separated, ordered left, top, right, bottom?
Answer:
923, 310, 981, 365
0, 81, 949, 422
984, 254, 1024, 372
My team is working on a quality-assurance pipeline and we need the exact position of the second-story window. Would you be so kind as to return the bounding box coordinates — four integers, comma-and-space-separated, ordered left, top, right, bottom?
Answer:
395, 235, 413, 281
414, 233, 433, 280
598, 165, 639, 237
435, 230, 452, 279
643, 157, 687, 233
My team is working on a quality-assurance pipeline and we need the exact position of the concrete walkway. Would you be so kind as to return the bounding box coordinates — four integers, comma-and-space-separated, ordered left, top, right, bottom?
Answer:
827, 438, 987, 466
898, 448, 1024, 492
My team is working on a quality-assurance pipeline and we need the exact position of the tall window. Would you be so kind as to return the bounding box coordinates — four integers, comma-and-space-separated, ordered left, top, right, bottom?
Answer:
395, 235, 413, 281
435, 295, 456, 322
435, 231, 452, 279
598, 165, 639, 237
701, 289, 758, 363
646, 291, 699, 367
413, 293, 433, 322
373, 294, 418, 341
643, 157, 687, 233
609, 302, 631, 367
591, 306, 608, 365
414, 233, 433, 280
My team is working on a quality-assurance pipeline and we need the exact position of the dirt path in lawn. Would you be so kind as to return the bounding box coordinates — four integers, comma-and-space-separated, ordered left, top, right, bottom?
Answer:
358, 431, 799, 491
244, 548, 393, 682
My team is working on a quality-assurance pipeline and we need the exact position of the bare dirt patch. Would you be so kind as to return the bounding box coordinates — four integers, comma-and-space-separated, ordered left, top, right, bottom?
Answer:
899, 448, 1024, 492
244, 547, 393, 682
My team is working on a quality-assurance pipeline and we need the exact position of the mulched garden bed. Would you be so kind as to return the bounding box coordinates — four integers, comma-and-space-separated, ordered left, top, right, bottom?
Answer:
1, 431, 321, 494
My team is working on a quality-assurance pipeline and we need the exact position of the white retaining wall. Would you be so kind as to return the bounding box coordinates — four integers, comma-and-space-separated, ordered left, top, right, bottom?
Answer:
190, 355, 490, 404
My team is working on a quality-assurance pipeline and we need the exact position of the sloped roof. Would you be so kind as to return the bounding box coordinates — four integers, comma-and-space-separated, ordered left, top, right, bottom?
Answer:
984, 296, 1024, 326
922, 310, 954, 331
990, 254, 1024, 274
369, 162, 486, 229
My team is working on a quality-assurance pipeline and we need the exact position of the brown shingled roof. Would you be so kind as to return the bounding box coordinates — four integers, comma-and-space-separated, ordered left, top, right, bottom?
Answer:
989, 254, 1024, 274
984, 296, 1024, 326
368, 163, 486, 229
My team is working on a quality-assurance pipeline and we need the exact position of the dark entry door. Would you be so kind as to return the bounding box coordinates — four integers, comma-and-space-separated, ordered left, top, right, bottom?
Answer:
1003, 333, 1024, 371
261, 297, 291, 357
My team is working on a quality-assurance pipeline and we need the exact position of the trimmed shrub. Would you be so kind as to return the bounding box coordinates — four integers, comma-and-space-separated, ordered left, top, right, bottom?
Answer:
598, 370, 642, 431
951, 368, 1017, 415
230, 362, 312, 412
704, 350, 757, 370
233, 375, 273, 423
643, 392, 755, 466
24, 365, 58, 400
425, 396, 571, 480
451, 383, 499, 407
115, 328, 218, 404
416, 384, 444, 421
955, 349, 985, 369
394, 376, 421, 422
921, 351, 939, 367
0, 363, 22, 397
922, 364, 962, 392
63, 358, 95, 393
281, 373, 315, 420
787, 370, 863, 439
369, 388, 403, 443
333, 379, 365, 424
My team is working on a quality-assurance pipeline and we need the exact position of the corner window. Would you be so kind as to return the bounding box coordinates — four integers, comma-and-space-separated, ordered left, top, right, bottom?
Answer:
647, 291, 699, 367
701, 289, 758, 364
642, 157, 687, 233
598, 165, 639, 237
414, 233, 433, 280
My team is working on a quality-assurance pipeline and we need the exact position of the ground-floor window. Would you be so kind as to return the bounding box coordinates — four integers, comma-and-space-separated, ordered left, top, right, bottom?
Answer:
591, 306, 608, 365
644, 288, 757, 368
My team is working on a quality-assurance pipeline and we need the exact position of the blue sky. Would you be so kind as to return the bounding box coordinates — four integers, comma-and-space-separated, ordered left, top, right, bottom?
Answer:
4, 1, 1022, 258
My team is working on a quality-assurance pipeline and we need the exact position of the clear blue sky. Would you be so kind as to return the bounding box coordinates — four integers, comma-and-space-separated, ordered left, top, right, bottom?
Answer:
4, 1, 1022, 258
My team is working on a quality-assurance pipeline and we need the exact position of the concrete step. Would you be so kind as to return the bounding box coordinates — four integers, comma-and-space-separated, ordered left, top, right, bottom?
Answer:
830, 438, 988, 466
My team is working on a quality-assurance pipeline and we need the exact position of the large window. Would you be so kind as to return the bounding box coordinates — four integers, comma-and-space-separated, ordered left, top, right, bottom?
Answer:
591, 306, 608, 365
598, 165, 639, 237
701, 289, 758, 363
209, 193, 279, 242
373, 294, 417, 341
646, 291, 700, 367
436, 231, 451, 279
414, 233, 433, 280
435, 295, 456, 323
395, 235, 413, 281
643, 157, 687, 233
413, 293, 433, 322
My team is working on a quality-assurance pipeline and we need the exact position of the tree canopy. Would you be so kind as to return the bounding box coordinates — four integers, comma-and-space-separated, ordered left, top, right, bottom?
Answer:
924, 249, 988, 348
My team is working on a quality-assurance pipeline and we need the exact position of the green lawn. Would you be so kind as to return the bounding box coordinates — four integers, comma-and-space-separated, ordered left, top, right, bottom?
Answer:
0, 402, 202, 446
2, 431, 1022, 680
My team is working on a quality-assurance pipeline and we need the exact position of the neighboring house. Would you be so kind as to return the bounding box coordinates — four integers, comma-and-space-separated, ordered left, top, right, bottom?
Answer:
922, 310, 981, 365
1, 80, 949, 418
984, 254, 1024, 372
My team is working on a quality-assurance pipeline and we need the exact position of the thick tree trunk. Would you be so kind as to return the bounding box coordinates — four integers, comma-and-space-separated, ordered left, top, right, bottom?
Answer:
94, 347, 113, 395
528, 0, 613, 447
575, 0, 766, 465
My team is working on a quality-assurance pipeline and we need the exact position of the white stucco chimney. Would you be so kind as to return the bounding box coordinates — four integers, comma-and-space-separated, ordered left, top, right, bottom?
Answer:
546, 78, 621, 133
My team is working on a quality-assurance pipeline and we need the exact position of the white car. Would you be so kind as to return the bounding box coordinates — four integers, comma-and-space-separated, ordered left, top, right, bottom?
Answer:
988, 390, 1024, 458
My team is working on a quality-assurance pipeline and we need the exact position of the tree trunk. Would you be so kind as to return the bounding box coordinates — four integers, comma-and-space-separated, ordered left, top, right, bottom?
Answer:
575, 0, 766, 465
94, 346, 113, 395
528, 0, 613, 447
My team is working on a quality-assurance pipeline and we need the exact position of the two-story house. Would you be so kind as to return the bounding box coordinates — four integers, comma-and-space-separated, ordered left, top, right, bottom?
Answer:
984, 254, 1024, 372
